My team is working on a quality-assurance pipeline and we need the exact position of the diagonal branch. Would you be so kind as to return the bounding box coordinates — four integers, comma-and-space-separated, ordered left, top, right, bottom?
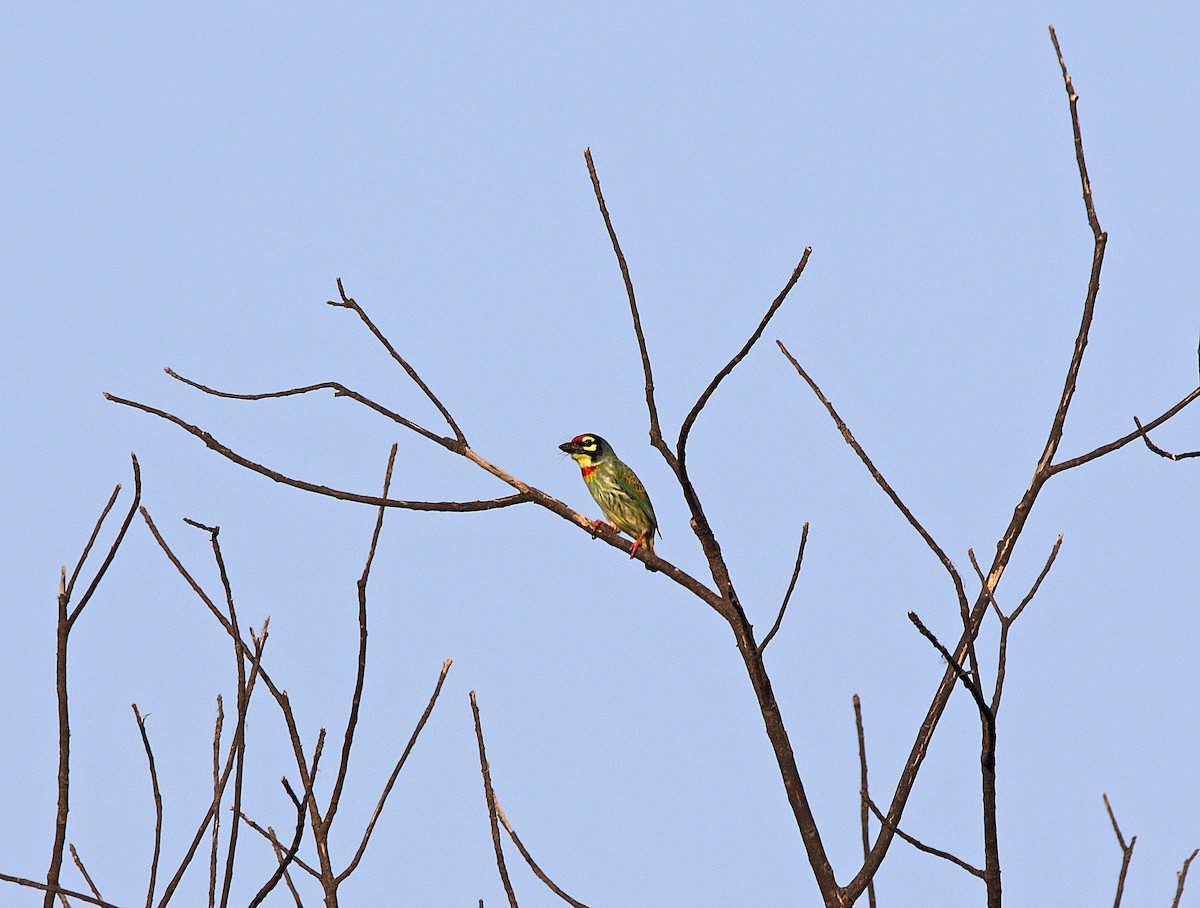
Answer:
131, 705, 164, 908
470, 691, 519, 908
852, 696, 878, 908
326, 445, 398, 828
327, 277, 468, 446
778, 342, 970, 620
677, 248, 812, 467
865, 798, 984, 878
1102, 793, 1136, 908
165, 368, 453, 451
1172, 849, 1200, 908
105, 393, 528, 512
584, 147, 676, 471
67, 846, 103, 904
495, 798, 592, 908
246, 778, 310, 908
1, 874, 123, 908
1048, 387, 1200, 472
758, 522, 809, 654
338, 658, 453, 882
1132, 414, 1200, 461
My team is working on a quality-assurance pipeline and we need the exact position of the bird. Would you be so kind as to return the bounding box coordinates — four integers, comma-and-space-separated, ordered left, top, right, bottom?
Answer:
559, 433, 658, 560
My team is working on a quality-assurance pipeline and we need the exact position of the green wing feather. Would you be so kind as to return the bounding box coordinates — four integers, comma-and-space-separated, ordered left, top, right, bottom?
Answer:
612, 459, 657, 532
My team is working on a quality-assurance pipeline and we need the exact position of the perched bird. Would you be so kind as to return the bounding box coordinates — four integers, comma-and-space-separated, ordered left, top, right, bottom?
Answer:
559, 433, 658, 560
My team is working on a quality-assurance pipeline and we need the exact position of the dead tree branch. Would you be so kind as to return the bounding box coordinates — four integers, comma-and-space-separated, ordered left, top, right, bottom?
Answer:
1102, 794, 1136, 908
131, 706, 164, 908
758, 522, 809, 654
471, 692, 520, 908
495, 798, 592, 908
852, 696, 877, 908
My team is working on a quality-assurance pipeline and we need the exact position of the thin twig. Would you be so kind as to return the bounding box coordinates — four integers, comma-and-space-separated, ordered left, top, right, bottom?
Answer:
864, 798, 984, 878
106, 392, 524, 512
0, 874, 123, 908
907, 612, 995, 771
758, 522, 809, 654
1132, 415, 1200, 461
339, 658, 453, 882
1050, 387, 1200, 472
1172, 848, 1200, 908
583, 147, 675, 468
67, 845, 103, 903
852, 696, 878, 908
778, 341, 971, 629
63, 485, 121, 601
132, 705, 164, 908
678, 249, 812, 469
327, 445, 397, 828
1102, 793, 1136, 908
246, 778, 310, 908
494, 799, 591, 908
470, 691, 519, 908
327, 277, 468, 445
239, 814, 320, 879
264, 824, 307, 906
166, 368, 452, 451
208, 695, 223, 908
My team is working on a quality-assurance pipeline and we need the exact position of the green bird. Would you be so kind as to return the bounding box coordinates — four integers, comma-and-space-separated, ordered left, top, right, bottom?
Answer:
559, 433, 658, 559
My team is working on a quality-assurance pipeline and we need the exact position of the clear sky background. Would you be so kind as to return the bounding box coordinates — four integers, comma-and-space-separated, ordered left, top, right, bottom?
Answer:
3, 3, 1198, 906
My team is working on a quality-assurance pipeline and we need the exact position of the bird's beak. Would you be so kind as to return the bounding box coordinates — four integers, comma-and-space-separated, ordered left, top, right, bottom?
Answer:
559, 441, 578, 454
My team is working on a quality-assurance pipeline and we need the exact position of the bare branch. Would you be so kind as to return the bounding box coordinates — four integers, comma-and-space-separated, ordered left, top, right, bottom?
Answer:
678, 248, 812, 466
495, 799, 592, 908
327, 277, 468, 445
864, 798, 984, 878
68, 453, 143, 629
1172, 849, 1200, 908
758, 522, 809, 654
852, 696, 878, 908
328, 445, 398, 828
470, 691, 519, 908
246, 778, 310, 908
165, 367, 454, 452
1049, 387, 1200, 472
778, 342, 970, 617
583, 147, 675, 469
239, 814, 320, 879
208, 696, 224, 908
907, 612, 995, 771
131, 705, 164, 908
338, 658, 454, 882
1132, 414, 1200, 462
106, 393, 526, 512
66, 846, 103, 904
1102, 793, 1136, 908
63, 485, 121, 601
0, 874, 123, 908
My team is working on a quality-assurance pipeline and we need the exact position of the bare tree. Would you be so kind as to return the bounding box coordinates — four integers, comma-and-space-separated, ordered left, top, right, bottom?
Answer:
5, 26, 1196, 908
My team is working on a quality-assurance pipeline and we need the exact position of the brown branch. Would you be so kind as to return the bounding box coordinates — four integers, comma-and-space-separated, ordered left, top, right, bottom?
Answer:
494, 799, 591, 908
1172, 849, 1200, 908
470, 691, 519, 908
0, 874, 123, 908
327, 277, 468, 445
758, 522, 809, 654
44, 456, 142, 908
327, 445, 397, 829
106, 393, 526, 512
778, 341, 971, 626
907, 612, 995, 771
583, 147, 676, 469
852, 696, 877, 908
239, 813, 320, 879
1132, 415, 1200, 461
264, 825, 307, 907
1102, 794, 1136, 908
131, 705, 163, 908
165, 368, 454, 452
338, 658, 453, 882
67, 845, 103, 904
246, 778, 310, 908
677, 248, 812, 468
1049, 387, 1200, 472
865, 798, 984, 878
208, 695, 223, 908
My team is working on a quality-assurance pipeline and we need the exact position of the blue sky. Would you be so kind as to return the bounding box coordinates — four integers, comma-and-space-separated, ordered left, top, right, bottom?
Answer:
3, 3, 1199, 906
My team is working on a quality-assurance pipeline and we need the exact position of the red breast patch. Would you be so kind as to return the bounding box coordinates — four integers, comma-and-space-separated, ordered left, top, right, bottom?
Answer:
581, 465, 597, 479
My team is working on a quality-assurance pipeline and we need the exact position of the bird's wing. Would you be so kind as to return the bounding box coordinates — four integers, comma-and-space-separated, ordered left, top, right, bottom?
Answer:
614, 462, 657, 529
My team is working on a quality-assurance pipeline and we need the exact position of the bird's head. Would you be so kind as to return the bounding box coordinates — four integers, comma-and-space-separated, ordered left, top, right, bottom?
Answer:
558, 433, 611, 467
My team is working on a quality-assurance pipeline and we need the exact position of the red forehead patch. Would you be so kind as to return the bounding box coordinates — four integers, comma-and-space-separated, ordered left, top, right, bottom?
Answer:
573, 434, 590, 443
